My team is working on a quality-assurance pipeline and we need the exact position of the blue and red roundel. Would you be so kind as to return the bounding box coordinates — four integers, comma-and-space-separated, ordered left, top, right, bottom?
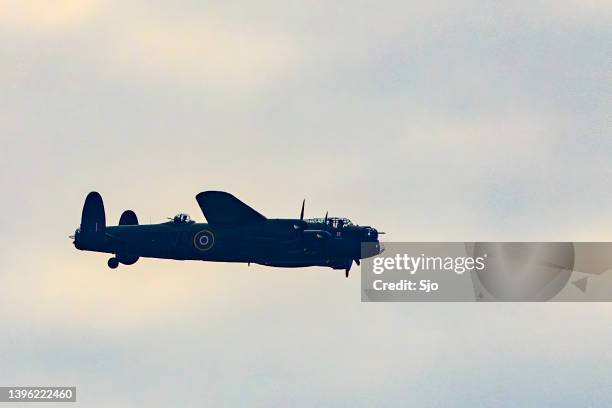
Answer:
193, 230, 215, 251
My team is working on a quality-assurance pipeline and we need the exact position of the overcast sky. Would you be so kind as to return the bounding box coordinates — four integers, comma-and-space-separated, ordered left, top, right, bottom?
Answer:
1, 1, 611, 406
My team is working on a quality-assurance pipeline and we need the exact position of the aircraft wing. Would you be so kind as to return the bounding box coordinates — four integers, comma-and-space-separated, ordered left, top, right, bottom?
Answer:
195, 191, 267, 226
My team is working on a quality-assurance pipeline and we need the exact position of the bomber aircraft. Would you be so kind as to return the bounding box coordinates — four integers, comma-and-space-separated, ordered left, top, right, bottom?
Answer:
71, 191, 383, 277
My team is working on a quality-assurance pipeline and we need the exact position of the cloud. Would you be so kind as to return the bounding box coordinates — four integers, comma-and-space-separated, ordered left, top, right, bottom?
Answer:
0, 250, 227, 332
0, 0, 101, 30
99, 18, 302, 90
1, 2, 302, 92
1, 1, 612, 405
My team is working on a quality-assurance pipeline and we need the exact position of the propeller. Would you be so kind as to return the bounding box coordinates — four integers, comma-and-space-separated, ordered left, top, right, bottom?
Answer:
346, 259, 361, 278
345, 259, 353, 278
294, 199, 307, 231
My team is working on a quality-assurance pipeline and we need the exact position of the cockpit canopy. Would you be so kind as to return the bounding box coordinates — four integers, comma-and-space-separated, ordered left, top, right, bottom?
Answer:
306, 217, 353, 229
173, 213, 193, 224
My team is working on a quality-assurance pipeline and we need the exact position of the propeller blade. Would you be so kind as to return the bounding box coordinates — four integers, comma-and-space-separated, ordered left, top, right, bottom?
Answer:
378, 231, 386, 234
295, 200, 307, 240
324, 211, 328, 223
345, 262, 351, 278
68, 235, 75, 240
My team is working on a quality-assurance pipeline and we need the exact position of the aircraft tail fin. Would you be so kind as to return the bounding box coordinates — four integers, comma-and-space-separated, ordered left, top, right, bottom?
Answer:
80, 191, 106, 236
119, 210, 138, 225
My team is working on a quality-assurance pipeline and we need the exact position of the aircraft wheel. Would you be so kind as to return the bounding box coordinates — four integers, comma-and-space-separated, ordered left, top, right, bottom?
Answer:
108, 257, 119, 269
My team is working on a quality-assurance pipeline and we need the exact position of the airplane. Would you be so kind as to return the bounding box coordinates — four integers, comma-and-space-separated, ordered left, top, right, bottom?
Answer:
71, 191, 384, 277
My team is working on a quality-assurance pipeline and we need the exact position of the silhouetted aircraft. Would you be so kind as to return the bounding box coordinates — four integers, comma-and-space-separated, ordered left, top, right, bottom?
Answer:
71, 191, 383, 277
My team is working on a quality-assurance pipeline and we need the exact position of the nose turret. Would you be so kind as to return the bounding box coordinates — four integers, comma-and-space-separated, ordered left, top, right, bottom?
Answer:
363, 227, 378, 241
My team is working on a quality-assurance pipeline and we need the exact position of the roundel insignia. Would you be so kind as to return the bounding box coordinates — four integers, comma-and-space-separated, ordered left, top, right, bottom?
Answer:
193, 229, 215, 251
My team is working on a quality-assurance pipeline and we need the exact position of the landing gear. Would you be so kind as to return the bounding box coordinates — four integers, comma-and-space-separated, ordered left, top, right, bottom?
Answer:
107, 257, 119, 269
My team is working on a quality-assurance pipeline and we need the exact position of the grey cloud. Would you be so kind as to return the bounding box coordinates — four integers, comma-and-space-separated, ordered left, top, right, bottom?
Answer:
1, 1, 612, 406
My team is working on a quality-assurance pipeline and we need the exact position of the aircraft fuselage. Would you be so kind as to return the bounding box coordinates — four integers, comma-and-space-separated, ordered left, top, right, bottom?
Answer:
72, 191, 383, 275
75, 219, 381, 269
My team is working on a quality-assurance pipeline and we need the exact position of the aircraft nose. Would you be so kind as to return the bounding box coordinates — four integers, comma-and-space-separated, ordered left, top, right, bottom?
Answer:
360, 240, 383, 259
357, 227, 383, 259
